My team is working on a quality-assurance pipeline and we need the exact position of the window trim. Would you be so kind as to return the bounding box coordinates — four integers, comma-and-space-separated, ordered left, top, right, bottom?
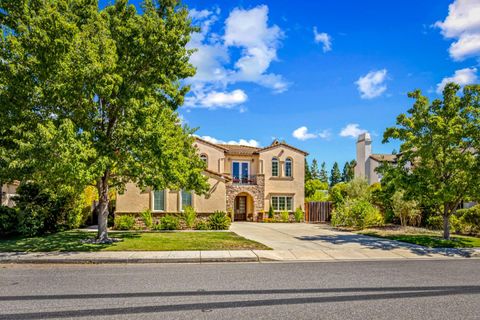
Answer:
200, 153, 208, 166
271, 195, 294, 212
179, 190, 193, 212
151, 190, 166, 212
271, 157, 279, 177
285, 158, 293, 177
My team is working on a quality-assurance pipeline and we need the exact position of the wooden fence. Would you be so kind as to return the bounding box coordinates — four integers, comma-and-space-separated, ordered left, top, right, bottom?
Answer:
305, 201, 332, 223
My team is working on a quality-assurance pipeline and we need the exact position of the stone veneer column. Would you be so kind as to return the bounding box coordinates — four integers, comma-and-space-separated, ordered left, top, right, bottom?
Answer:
226, 174, 265, 222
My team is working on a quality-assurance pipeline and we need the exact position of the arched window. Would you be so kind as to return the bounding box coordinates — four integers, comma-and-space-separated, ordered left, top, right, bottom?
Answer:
200, 154, 208, 166
272, 157, 279, 177
285, 158, 292, 177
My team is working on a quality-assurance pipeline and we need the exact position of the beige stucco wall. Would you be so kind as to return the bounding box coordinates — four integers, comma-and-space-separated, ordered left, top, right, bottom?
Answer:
224, 155, 260, 175
194, 140, 225, 173
259, 146, 305, 211
115, 176, 226, 214
115, 182, 151, 213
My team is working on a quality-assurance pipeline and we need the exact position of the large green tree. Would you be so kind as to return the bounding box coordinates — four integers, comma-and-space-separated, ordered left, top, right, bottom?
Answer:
0, 0, 209, 242
341, 160, 356, 182
310, 159, 320, 180
383, 83, 480, 239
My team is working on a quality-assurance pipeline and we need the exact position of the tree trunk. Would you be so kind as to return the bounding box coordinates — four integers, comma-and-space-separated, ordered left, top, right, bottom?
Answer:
443, 206, 450, 240
96, 171, 110, 243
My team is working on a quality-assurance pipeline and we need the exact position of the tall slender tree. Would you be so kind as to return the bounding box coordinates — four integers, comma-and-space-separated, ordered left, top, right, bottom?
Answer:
330, 162, 342, 187
319, 161, 329, 183
310, 159, 320, 180
341, 160, 356, 182
0, 0, 209, 242
304, 159, 312, 181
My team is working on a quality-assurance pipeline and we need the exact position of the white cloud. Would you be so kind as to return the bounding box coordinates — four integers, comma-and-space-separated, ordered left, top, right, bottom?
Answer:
292, 126, 317, 140
340, 124, 367, 138
185, 89, 247, 109
199, 135, 260, 147
436, 67, 478, 93
435, 0, 480, 60
185, 5, 288, 109
313, 27, 332, 52
355, 69, 388, 99
292, 126, 331, 141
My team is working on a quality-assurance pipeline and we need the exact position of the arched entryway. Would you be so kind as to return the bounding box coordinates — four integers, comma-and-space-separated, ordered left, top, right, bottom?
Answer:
233, 192, 254, 221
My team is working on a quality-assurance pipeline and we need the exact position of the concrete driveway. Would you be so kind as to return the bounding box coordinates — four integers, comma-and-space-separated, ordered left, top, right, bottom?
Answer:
231, 222, 476, 261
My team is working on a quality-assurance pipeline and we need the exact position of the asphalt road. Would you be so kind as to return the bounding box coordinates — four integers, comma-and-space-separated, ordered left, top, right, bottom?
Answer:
0, 260, 479, 320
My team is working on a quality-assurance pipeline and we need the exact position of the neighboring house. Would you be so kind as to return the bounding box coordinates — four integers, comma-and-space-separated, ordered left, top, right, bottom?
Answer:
354, 133, 396, 184
1, 182, 18, 207
115, 138, 308, 221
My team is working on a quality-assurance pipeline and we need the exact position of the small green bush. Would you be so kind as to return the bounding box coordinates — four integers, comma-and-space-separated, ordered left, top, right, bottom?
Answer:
426, 215, 443, 230
456, 205, 480, 234
294, 207, 304, 222
181, 206, 196, 229
114, 215, 136, 230
391, 191, 421, 227
0, 206, 18, 236
208, 211, 231, 230
331, 199, 383, 229
194, 219, 209, 230
141, 209, 153, 228
159, 214, 180, 230
280, 210, 289, 222
268, 206, 274, 219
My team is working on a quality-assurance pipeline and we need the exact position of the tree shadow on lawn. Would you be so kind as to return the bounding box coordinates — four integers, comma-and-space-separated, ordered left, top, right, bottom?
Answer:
294, 233, 475, 257
0, 232, 142, 252
1, 285, 479, 319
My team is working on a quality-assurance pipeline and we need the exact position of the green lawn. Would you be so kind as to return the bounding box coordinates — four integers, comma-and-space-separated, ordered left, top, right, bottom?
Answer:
0, 231, 270, 252
359, 229, 480, 248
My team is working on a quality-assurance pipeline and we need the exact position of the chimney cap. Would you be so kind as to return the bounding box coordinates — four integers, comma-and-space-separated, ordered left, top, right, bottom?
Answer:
357, 132, 371, 142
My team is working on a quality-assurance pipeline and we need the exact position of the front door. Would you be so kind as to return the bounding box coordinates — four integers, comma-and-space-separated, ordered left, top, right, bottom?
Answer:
234, 196, 247, 221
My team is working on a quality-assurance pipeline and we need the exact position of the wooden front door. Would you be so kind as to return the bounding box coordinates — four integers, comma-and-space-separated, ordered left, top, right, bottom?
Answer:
234, 196, 247, 221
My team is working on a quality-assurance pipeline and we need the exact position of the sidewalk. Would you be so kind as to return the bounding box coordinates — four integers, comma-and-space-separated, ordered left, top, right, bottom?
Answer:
1, 248, 478, 264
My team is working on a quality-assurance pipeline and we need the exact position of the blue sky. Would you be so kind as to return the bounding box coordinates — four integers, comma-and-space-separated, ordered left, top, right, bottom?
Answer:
104, 0, 480, 170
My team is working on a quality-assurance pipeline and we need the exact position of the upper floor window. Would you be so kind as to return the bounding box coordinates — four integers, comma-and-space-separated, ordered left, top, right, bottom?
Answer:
285, 158, 292, 177
272, 157, 279, 176
180, 190, 192, 211
153, 190, 165, 211
200, 154, 208, 166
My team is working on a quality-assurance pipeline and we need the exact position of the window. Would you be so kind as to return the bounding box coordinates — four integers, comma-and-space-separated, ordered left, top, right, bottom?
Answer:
271, 196, 293, 211
180, 190, 192, 211
232, 161, 250, 183
200, 154, 208, 166
153, 190, 165, 211
285, 158, 292, 177
272, 157, 279, 176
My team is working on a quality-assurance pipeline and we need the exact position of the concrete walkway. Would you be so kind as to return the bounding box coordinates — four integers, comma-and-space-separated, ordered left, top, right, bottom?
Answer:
231, 222, 480, 261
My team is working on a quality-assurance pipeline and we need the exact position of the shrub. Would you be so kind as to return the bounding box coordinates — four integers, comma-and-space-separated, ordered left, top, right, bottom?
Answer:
344, 178, 370, 200
13, 182, 89, 236
280, 210, 289, 222
331, 199, 383, 228
194, 219, 209, 230
208, 211, 231, 230
268, 206, 274, 219
159, 215, 180, 230
114, 215, 136, 230
329, 182, 348, 207
141, 209, 153, 228
456, 205, 480, 234
391, 191, 421, 227
0, 206, 18, 236
181, 206, 196, 229
294, 207, 304, 222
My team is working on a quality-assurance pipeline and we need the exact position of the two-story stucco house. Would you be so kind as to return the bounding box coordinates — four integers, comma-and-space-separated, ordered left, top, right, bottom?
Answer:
115, 137, 308, 221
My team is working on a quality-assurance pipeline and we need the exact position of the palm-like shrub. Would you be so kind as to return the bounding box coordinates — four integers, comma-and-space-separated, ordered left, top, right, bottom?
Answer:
208, 211, 231, 230
181, 206, 196, 229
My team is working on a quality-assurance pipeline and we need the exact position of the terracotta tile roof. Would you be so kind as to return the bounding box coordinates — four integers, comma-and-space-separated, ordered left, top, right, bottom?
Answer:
369, 154, 397, 162
194, 137, 229, 151
218, 144, 261, 155
259, 140, 309, 156
203, 169, 231, 181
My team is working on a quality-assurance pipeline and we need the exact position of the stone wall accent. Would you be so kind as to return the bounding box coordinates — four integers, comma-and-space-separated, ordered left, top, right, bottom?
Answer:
226, 174, 265, 221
